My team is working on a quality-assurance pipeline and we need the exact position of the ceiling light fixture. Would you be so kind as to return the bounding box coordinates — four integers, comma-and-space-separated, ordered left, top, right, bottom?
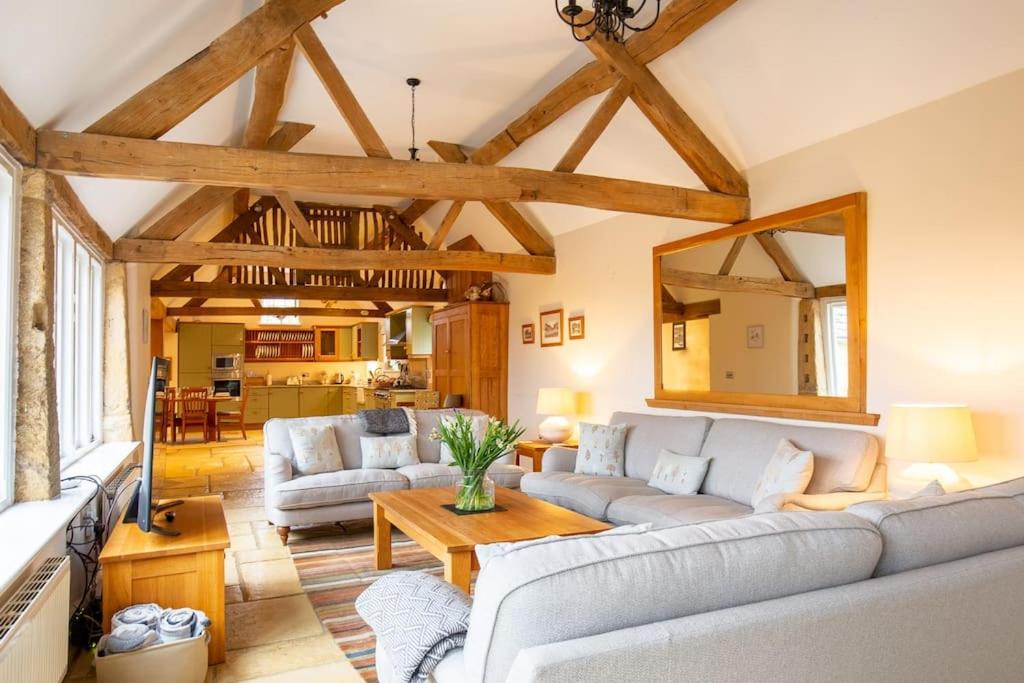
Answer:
556, 0, 661, 43
406, 77, 421, 161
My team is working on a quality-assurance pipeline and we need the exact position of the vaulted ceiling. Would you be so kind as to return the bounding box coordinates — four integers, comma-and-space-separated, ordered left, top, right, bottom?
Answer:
3, 0, 1023, 250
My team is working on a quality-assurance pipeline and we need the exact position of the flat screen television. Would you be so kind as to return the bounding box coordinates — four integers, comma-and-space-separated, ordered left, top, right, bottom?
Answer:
123, 357, 182, 535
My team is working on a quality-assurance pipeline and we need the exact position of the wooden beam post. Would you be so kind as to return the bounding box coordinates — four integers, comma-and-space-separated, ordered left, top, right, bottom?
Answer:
428, 201, 465, 250
0, 83, 36, 164
553, 79, 632, 173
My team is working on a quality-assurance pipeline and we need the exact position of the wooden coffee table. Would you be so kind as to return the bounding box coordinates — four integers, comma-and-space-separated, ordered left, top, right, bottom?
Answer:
369, 486, 610, 593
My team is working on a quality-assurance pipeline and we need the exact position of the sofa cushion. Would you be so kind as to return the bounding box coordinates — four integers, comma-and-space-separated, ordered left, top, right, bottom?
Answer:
463, 511, 881, 682
606, 494, 751, 527
699, 419, 879, 506
397, 463, 526, 490
647, 449, 710, 495
520, 472, 663, 520
265, 414, 373, 470
360, 434, 419, 469
574, 423, 628, 477
482, 464, 526, 489
974, 475, 1024, 500
849, 490, 1024, 576
287, 424, 343, 476
610, 413, 712, 481
750, 439, 814, 511
273, 469, 408, 510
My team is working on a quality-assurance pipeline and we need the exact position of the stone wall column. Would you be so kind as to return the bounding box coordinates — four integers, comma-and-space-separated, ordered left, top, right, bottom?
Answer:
102, 262, 133, 442
14, 169, 59, 501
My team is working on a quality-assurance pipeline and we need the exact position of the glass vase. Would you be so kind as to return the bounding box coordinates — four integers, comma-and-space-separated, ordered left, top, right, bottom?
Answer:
455, 470, 496, 511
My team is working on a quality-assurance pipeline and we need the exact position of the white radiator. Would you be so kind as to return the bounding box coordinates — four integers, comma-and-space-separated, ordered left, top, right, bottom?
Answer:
0, 557, 70, 683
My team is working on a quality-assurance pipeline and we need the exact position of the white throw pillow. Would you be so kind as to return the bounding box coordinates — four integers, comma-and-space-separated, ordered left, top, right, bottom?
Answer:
750, 439, 815, 510
438, 414, 490, 465
574, 422, 628, 477
909, 480, 946, 499
288, 425, 344, 476
361, 434, 419, 469
647, 449, 710, 495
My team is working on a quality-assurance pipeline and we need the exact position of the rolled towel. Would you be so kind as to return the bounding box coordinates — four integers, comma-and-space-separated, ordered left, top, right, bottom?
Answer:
111, 603, 162, 631
102, 623, 161, 655
158, 607, 211, 642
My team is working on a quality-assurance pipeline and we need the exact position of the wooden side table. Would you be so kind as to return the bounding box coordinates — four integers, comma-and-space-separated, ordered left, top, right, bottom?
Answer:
99, 496, 230, 664
515, 440, 577, 473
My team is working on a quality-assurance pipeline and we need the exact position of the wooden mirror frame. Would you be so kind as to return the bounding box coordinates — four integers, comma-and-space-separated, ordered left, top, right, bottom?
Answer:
647, 193, 878, 426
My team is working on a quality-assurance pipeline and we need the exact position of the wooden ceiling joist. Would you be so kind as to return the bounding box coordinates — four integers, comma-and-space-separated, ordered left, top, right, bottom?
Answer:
275, 191, 323, 246
663, 298, 721, 323
244, 42, 296, 149
717, 235, 746, 275
428, 201, 465, 250
135, 122, 313, 241
662, 267, 815, 298
294, 24, 391, 159
167, 306, 382, 318
753, 233, 806, 282
84, 0, 343, 140
39, 132, 749, 223
553, 78, 632, 173
0, 83, 36, 164
151, 281, 447, 302
115, 239, 556, 275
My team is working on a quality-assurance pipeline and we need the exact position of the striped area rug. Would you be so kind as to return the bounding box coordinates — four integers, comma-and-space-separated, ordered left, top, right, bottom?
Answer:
290, 521, 445, 683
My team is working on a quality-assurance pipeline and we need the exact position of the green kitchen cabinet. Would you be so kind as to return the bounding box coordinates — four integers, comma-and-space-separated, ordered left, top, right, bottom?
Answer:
341, 387, 358, 414
268, 387, 300, 419
178, 371, 211, 390
246, 387, 270, 423
354, 322, 380, 360
339, 327, 353, 361
327, 387, 343, 414
178, 323, 211, 373
211, 323, 245, 347
298, 386, 334, 417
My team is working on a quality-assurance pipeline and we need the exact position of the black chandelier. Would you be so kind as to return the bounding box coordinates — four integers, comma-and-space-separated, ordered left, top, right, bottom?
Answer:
556, 0, 662, 43
406, 77, 421, 161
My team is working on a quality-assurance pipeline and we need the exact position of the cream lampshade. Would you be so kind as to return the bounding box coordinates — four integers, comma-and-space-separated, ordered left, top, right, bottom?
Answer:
536, 387, 575, 443
887, 404, 978, 489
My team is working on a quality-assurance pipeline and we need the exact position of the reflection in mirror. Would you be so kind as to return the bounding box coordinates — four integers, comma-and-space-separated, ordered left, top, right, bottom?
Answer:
659, 215, 848, 397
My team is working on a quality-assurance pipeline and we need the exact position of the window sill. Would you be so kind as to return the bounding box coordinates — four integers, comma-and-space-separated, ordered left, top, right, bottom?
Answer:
0, 441, 140, 595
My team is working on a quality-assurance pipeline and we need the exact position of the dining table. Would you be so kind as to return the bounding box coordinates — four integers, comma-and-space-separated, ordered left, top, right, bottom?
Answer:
157, 392, 236, 443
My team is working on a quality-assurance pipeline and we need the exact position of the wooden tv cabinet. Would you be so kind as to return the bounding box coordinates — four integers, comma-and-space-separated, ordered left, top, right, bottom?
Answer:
99, 495, 230, 664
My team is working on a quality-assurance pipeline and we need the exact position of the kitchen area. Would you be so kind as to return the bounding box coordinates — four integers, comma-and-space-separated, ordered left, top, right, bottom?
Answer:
159, 305, 440, 434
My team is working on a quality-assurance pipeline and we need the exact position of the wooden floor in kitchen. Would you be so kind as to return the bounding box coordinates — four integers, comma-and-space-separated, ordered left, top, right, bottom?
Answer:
64, 430, 363, 683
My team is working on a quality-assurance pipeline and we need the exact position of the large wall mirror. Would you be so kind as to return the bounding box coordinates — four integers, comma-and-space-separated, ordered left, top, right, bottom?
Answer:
649, 193, 877, 425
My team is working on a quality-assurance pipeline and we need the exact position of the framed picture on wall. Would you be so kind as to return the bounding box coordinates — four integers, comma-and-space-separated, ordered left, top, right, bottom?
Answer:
540, 309, 564, 347
747, 324, 765, 349
672, 321, 687, 350
522, 323, 535, 344
568, 315, 585, 340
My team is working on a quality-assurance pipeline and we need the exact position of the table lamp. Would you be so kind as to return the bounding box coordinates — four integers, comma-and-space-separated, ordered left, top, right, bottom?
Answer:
536, 387, 575, 443
887, 404, 978, 490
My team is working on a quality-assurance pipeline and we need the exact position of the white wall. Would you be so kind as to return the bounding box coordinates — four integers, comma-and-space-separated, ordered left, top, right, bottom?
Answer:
507, 68, 1024, 492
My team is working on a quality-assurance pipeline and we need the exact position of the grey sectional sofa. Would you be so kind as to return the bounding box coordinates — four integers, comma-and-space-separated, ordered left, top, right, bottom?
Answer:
521, 412, 888, 525
262, 409, 525, 543
374, 476, 1024, 682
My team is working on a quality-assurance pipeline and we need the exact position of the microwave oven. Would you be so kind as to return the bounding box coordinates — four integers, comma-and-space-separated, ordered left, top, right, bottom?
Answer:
213, 354, 241, 372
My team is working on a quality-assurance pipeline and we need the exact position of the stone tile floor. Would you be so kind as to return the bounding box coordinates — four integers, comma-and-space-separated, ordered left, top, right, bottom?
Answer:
64, 430, 363, 683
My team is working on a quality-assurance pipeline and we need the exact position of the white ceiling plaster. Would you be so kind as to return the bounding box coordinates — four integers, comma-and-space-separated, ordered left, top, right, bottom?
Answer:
2, 0, 1023, 242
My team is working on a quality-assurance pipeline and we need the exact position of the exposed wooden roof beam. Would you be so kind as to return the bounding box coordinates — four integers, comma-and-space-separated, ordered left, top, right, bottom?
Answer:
582, 30, 747, 196
662, 267, 815, 298
168, 306, 383, 318
663, 298, 721, 323
753, 233, 806, 282
84, 0, 343, 139
375, 206, 428, 250
39, 132, 749, 223
243, 42, 296, 149
116, 239, 556, 275
553, 79, 632, 173
428, 201, 465, 250
815, 284, 847, 299
134, 122, 313, 240
151, 281, 447, 302
0, 82, 36, 164
294, 23, 390, 159
717, 235, 746, 275
275, 191, 323, 246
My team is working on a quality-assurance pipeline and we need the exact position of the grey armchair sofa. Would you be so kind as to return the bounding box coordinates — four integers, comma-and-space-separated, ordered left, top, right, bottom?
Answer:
521, 412, 887, 526
263, 409, 525, 543
373, 476, 1024, 682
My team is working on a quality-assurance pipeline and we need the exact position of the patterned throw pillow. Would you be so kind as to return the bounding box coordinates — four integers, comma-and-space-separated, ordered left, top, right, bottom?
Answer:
287, 425, 344, 476
647, 449, 710, 495
361, 434, 419, 469
574, 422, 628, 477
438, 414, 490, 465
751, 439, 815, 509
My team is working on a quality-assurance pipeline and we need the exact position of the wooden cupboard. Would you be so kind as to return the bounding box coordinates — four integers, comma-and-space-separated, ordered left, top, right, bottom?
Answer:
354, 322, 380, 360
432, 302, 508, 421
314, 327, 343, 361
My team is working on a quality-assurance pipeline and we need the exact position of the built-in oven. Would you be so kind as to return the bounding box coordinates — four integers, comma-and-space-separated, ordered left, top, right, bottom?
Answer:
213, 379, 242, 398
213, 353, 241, 373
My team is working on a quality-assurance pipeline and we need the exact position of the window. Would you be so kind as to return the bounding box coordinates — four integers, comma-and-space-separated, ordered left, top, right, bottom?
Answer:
259, 298, 300, 326
822, 298, 849, 397
0, 149, 19, 512
54, 215, 104, 465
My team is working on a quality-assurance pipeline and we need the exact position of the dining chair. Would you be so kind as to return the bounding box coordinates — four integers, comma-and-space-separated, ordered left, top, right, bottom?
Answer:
157, 387, 177, 443
179, 387, 209, 443
216, 388, 248, 441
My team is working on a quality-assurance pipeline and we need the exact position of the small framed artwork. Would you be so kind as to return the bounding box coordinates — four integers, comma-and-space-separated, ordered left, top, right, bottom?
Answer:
672, 321, 687, 350
522, 323, 535, 344
747, 324, 765, 349
568, 315, 585, 340
540, 309, 564, 347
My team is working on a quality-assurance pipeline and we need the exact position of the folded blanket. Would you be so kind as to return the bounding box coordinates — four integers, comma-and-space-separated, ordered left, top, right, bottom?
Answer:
360, 408, 410, 435
102, 623, 161, 655
158, 607, 211, 642
111, 603, 162, 631
356, 571, 471, 683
